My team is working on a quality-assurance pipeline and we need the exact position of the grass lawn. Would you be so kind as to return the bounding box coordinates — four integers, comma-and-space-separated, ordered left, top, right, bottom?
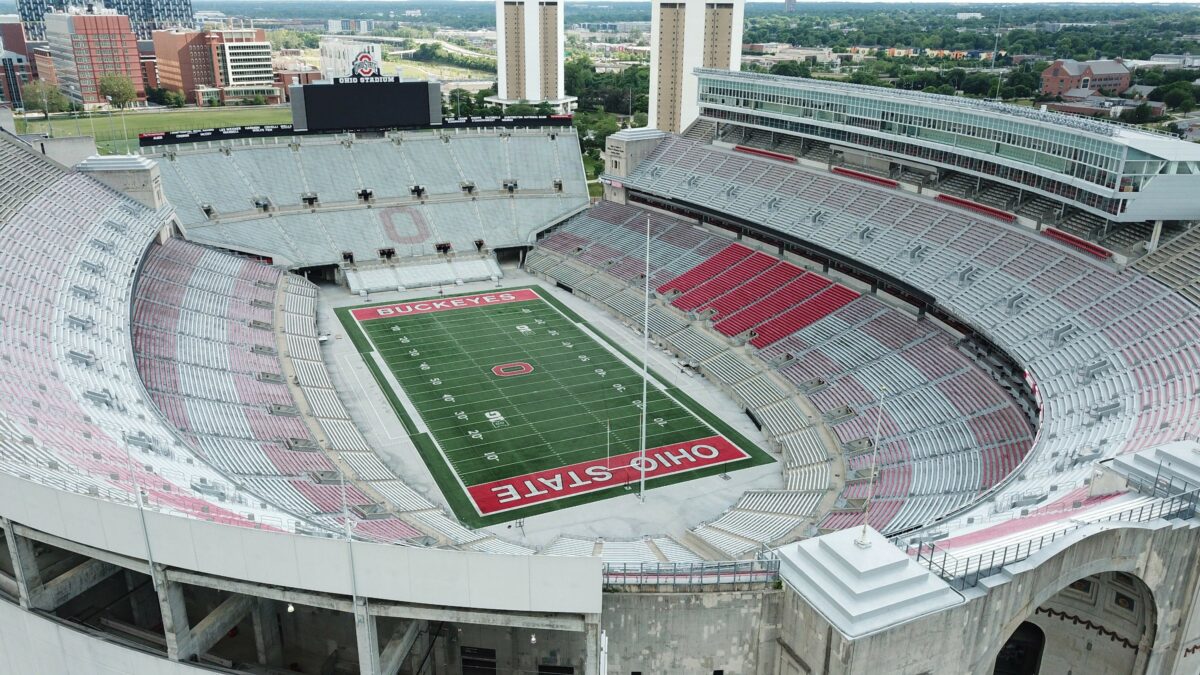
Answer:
336, 287, 772, 527
16, 106, 293, 154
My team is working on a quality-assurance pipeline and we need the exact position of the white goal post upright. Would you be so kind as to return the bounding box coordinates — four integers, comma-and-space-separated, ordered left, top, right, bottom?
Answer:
639, 214, 651, 501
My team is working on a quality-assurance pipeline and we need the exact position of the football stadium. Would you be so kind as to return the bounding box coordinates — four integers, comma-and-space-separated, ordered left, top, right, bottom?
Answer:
2, 61, 1200, 675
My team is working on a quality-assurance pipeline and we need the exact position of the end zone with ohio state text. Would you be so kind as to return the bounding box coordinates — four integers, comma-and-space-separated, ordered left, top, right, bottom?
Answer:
335, 286, 773, 527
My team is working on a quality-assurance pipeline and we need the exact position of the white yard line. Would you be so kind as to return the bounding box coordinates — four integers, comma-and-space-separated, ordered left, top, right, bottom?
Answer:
370, 350, 429, 435
339, 352, 405, 441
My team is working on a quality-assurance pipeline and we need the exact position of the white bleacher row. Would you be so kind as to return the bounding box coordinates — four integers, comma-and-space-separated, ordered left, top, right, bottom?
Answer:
181, 196, 586, 267
540, 536, 705, 564
346, 256, 502, 294
154, 129, 587, 222
621, 136, 1200, 533
154, 129, 589, 266
131, 239, 432, 544
0, 133, 318, 533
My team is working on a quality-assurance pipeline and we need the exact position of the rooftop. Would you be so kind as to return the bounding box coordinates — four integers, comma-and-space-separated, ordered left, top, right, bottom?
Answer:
695, 68, 1200, 158
777, 527, 962, 637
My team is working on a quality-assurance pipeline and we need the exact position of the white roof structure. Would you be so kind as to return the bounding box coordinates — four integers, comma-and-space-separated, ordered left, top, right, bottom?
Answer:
777, 527, 962, 637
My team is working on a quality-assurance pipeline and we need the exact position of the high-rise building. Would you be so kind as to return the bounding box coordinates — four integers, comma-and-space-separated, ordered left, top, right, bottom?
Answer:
45, 5, 144, 107
648, 0, 744, 133
784, 0, 796, 12
488, 0, 575, 111
319, 38, 381, 81
0, 51, 31, 108
0, 15, 32, 106
19, 0, 193, 41
153, 26, 278, 105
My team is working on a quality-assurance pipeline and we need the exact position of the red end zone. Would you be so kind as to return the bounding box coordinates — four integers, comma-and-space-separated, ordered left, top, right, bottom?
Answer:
467, 435, 749, 515
351, 289, 541, 321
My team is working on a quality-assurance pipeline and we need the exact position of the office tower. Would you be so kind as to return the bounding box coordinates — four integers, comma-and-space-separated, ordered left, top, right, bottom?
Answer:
489, 0, 575, 111
45, 5, 144, 107
649, 0, 744, 133
21, 0, 194, 40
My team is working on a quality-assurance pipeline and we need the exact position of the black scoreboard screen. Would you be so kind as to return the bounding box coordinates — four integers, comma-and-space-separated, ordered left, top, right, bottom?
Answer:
300, 78, 436, 132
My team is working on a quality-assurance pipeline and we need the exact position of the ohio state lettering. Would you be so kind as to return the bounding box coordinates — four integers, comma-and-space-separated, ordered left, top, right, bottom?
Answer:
351, 289, 540, 321
466, 435, 748, 515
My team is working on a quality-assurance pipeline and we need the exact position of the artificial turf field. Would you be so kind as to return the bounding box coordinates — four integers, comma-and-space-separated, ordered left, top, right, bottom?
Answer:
337, 286, 772, 526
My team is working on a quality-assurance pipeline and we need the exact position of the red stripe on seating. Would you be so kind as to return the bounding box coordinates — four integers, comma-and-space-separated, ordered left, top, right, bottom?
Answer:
831, 166, 899, 188
1042, 227, 1113, 260
935, 193, 1016, 222
734, 145, 797, 163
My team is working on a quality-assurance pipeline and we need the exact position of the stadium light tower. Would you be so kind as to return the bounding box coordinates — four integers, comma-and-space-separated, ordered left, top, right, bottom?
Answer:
855, 385, 889, 549
638, 214, 651, 501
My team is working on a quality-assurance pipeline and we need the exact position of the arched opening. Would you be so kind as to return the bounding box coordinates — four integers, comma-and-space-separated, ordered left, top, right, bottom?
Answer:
993, 571, 1156, 675
993, 622, 1044, 675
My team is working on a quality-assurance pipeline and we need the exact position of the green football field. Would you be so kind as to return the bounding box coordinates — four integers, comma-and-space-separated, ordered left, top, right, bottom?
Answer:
336, 286, 772, 526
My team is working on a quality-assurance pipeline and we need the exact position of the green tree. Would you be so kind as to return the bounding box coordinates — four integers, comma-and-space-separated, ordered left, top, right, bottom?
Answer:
769, 60, 811, 78
22, 81, 69, 120
165, 91, 186, 108
267, 30, 320, 50
99, 74, 137, 109
573, 110, 621, 153
1120, 102, 1153, 124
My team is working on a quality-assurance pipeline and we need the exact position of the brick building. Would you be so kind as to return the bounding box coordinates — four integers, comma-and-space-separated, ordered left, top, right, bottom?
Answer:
0, 15, 32, 107
153, 27, 280, 106
45, 6, 145, 107
1041, 59, 1131, 96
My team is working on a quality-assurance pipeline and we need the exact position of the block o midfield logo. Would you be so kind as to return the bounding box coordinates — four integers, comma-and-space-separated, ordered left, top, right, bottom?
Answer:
351, 51, 380, 78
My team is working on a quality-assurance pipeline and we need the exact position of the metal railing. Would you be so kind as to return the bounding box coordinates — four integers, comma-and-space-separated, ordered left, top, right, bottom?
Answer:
904, 488, 1200, 590
601, 559, 780, 588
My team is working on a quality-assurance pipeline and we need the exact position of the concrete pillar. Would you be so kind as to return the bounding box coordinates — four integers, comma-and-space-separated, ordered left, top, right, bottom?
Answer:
1148, 220, 1164, 253
583, 618, 601, 675
355, 598, 381, 675
155, 574, 194, 661
3, 525, 39, 609
252, 598, 283, 667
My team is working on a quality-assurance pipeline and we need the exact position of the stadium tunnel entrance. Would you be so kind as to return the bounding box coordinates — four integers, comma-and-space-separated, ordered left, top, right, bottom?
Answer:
993, 571, 1156, 675
494, 245, 530, 267
296, 263, 341, 286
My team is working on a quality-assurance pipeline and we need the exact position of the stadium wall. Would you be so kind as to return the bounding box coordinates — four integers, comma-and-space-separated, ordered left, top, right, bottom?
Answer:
601, 590, 782, 673
0, 471, 602, 616
0, 598, 207, 674
777, 520, 1200, 675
